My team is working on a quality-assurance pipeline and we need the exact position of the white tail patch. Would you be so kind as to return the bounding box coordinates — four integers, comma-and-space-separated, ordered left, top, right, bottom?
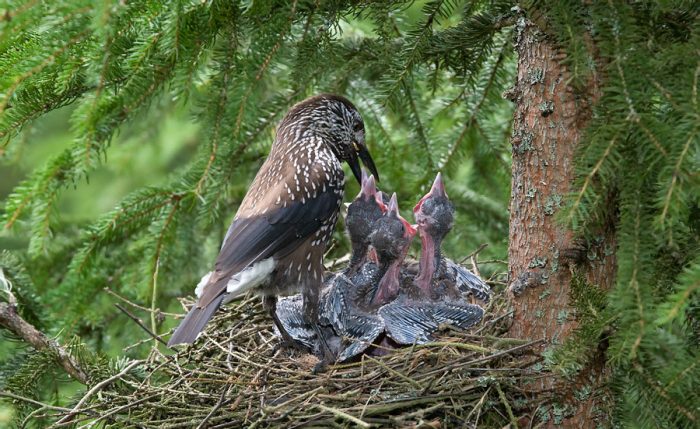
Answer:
194, 272, 213, 298
223, 258, 276, 304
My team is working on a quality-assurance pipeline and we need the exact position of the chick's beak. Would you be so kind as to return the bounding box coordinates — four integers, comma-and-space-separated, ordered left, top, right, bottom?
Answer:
413, 172, 447, 213
430, 172, 447, 198
375, 190, 388, 213
401, 219, 417, 237
359, 172, 377, 200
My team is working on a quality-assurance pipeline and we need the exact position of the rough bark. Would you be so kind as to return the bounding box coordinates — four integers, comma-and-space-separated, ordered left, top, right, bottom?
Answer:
506, 19, 616, 427
0, 302, 88, 384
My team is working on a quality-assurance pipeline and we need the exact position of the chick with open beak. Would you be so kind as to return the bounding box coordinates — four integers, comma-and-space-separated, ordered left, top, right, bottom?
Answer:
344, 170, 388, 275
379, 173, 486, 345
413, 173, 491, 302
321, 193, 416, 361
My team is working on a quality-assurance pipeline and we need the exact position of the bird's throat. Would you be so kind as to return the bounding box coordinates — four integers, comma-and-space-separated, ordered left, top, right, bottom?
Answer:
416, 231, 440, 296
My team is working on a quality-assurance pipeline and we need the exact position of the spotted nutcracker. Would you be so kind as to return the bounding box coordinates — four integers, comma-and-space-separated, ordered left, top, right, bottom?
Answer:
168, 94, 379, 348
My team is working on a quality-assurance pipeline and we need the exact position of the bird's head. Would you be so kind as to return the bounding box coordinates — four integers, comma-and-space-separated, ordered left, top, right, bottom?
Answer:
370, 193, 416, 263
355, 171, 386, 209
413, 173, 455, 241
346, 171, 387, 245
368, 193, 416, 307
280, 94, 378, 184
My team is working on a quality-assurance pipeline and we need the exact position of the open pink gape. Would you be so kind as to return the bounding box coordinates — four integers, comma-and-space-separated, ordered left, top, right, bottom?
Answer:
275, 171, 490, 361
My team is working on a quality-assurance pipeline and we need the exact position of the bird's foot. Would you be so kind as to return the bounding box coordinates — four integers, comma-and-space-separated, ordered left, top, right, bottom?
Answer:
312, 359, 329, 374
272, 336, 307, 354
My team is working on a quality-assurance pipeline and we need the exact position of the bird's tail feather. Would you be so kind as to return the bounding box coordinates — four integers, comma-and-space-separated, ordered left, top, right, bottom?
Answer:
167, 294, 225, 346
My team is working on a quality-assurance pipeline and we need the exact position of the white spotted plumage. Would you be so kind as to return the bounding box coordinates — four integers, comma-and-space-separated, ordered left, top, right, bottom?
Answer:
168, 94, 373, 347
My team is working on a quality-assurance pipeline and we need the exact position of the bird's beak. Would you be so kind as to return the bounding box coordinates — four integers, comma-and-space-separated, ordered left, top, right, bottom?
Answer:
359, 172, 377, 200
387, 192, 416, 237
350, 142, 379, 185
375, 190, 388, 213
430, 172, 447, 198
413, 172, 447, 213
359, 145, 379, 182
388, 193, 399, 215
401, 219, 417, 237
349, 150, 363, 185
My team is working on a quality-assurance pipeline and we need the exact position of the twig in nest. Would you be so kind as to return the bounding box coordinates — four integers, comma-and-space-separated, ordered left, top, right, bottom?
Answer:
475, 310, 514, 334
104, 287, 182, 318
466, 385, 491, 424
316, 404, 371, 428
115, 303, 168, 347
55, 359, 144, 426
0, 302, 88, 384
364, 356, 422, 389
496, 382, 519, 428
76, 393, 159, 429
197, 387, 231, 429
460, 243, 488, 265
471, 253, 483, 279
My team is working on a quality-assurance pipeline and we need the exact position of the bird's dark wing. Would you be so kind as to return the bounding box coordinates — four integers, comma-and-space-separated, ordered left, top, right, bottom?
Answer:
321, 275, 384, 361
379, 299, 436, 345
380, 299, 484, 346
429, 301, 484, 330
197, 187, 340, 308
445, 259, 491, 303
168, 186, 340, 346
275, 295, 317, 350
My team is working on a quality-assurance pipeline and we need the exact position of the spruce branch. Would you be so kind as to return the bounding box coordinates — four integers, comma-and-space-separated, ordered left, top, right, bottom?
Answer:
0, 300, 88, 384
147, 199, 181, 338
438, 38, 509, 171
233, 0, 299, 135
629, 204, 645, 360
658, 130, 696, 227
566, 134, 618, 229
403, 82, 433, 170
193, 29, 238, 197
382, 0, 455, 102
0, 28, 91, 114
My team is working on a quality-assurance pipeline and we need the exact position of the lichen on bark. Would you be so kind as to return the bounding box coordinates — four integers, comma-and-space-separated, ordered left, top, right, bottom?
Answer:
506, 17, 616, 427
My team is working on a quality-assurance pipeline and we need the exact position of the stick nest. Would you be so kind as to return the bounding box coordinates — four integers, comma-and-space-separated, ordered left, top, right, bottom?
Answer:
56, 277, 544, 428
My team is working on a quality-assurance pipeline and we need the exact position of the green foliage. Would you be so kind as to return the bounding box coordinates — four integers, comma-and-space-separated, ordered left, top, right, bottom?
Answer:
547, 272, 611, 380
0, 0, 697, 427
0, 0, 515, 423
544, 1, 700, 427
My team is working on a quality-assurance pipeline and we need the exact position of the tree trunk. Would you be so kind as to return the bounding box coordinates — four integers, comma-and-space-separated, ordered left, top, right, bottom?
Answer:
506, 18, 616, 427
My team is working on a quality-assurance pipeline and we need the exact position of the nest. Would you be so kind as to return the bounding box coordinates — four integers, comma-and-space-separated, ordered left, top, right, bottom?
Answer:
51, 280, 546, 428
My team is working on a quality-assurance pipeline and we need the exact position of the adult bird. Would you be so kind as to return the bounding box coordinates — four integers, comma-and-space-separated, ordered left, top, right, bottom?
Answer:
168, 94, 379, 348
